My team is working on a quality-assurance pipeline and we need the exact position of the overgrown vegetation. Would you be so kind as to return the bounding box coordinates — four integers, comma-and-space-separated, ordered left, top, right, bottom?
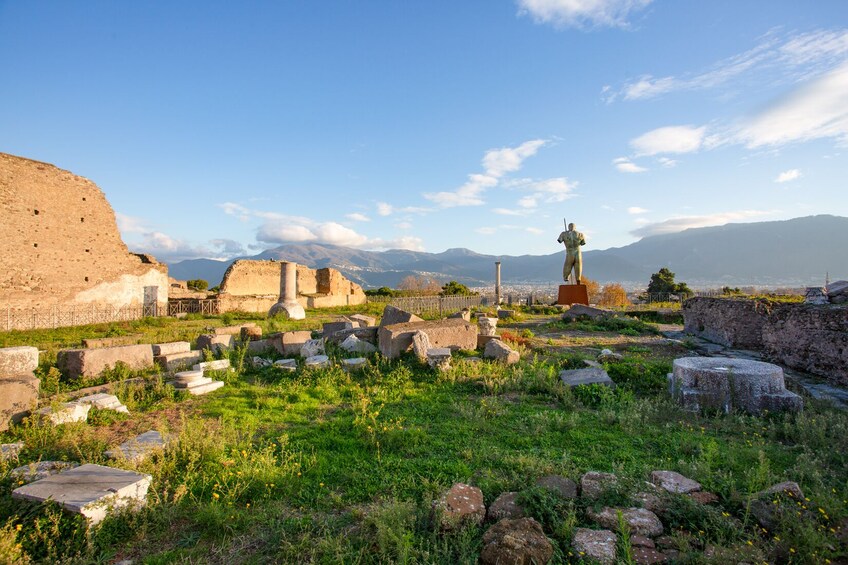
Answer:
0, 310, 845, 563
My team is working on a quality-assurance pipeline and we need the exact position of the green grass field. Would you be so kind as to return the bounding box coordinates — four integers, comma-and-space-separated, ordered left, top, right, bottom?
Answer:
0, 308, 845, 563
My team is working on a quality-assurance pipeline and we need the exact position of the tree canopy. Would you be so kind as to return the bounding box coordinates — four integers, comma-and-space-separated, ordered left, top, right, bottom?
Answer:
646, 267, 692, 296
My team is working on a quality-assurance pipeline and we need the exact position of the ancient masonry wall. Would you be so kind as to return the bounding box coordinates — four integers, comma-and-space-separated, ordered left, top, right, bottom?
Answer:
0, 153, 168, 313
683, 297, 848, 386
217, 260, 366, 312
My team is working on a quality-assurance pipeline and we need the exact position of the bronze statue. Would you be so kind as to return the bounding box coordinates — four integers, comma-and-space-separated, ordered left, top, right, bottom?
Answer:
557, 222, 586, 284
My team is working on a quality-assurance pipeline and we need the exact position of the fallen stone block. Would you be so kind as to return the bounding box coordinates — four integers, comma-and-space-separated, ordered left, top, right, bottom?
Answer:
76, 393, 128, 414
559, 368, 615, 388
448, 309, 471, 322
483, 339, 519, 364
342, 358, 368, 371
274, 358, 297, 370
192, 359, 231, 372
10, 461, 79, 483
280, 331, 313, 355
301, 339, 325, 358
247, 339, 277, 354
214, 324, 259, 336
57, 344, 154, 379
105, 431, 168, 463
240, 325, 263, 341
477, 334, 500, 349
562, 304, 613, 320
304, 355, 330, 368
0, 346, 39, 374
411, 330, 431, 361
379, 319, 478, 359
81, 335, 143, 348
478, 317, 498, 336
151, 342, 191, 356
12, 463, 152, 525
36, 402, 91, 425
650, 470, 701, 494
0, 374, 40, 432
184, 381, 224, 395
323, 320, 355, 338
326, 326, 379, 346
497, 309, 516, 319
433, 483, 485, 530
339, 334, 378, 354
587, 507, 664, 537
426, 348, 452, 370
379, 305, 423, 329
571, 528, 617, 565
252, 356, 272, 368
155, 350, 204, 372
598, 348, 623, 362
349, 314, 376, 327
195, 334, 235, 353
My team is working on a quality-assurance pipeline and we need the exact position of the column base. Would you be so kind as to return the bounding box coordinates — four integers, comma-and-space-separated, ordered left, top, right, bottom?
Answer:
268, 301, 306, 320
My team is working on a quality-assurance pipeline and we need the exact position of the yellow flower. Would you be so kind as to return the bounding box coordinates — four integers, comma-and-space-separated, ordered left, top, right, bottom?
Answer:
212, 492, 220, 499
790, 548, 796, 554
15, 524, 22, 531
773, 536, 781, 541
319, 482, 324, 487
297, 472, 301, 476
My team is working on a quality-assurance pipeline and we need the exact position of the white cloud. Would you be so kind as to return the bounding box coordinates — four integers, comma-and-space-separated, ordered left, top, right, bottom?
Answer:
116, 213, 148, 234
775, 169, 802, 183
257, 224, 317, 243
376, 202, 393, 216
425, 140, 547, 208
613, 157, 648, 173
476, 227, 497, 235
394, 221, 413, 230
517, 0, 653, 29
630, 210, 776, 238
610, 29, 848, 102
631, 125, 706, 156
627, 206, 649, 215
345, 212, 370, 222
209, 239, 246, 256
127, 232, 222, 263
504, 177, 578, 202
493, 208, 531, 216
735, 61, 848, 148
657, 157, 678, 168
518, 195, 538, 209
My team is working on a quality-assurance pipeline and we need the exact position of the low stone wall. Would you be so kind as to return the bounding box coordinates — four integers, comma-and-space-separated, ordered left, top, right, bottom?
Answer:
683, 297, 848, 386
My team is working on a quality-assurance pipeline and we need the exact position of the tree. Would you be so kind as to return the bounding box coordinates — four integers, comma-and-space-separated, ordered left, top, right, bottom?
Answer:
186, 279, 208, 291
365, 286, 395, 297
398, 275, 441, 295
646, 268, 692, 297
440, 280, 476, 296
599, 283, 630, 307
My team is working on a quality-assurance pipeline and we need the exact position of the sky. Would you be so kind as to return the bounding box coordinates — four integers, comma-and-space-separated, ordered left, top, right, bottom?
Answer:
1, 0, 847, 263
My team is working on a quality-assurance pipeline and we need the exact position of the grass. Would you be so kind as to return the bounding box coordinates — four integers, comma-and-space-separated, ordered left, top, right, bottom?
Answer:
0, 310, 846, 563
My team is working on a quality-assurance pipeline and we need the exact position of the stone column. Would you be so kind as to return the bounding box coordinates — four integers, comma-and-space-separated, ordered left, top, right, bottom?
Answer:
495, 261, 501, 305
269, 262, 306, 319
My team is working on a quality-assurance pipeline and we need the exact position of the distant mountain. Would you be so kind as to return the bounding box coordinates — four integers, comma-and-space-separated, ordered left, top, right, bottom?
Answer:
166, 215, 848, 289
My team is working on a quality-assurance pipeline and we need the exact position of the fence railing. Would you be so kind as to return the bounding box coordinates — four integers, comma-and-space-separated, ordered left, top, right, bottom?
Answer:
367, 295, 483, 316
168, 299, 220, 316
1, 304, 161, 331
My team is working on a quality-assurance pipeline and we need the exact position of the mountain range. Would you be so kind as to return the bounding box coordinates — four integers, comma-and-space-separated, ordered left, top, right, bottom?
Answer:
167, 215, 847, 289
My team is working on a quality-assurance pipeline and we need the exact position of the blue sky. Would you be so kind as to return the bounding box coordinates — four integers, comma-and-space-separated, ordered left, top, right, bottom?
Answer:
2, 1, 846, 262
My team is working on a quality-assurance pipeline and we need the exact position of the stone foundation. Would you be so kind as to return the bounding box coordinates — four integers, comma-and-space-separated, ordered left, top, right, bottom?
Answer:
683, 297, 848, 386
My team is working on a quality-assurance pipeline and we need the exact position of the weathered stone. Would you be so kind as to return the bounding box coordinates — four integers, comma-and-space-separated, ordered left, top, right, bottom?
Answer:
632, 490, 666, 515
339, 334, 378, 354
379, 319, 477, 359
535, 475, 578, 499
749, 481, 804, 531
172, 370, 205, 385
480, 517, 553, 565
650, 470, 701, 494
631, 535, 655, 548
57, 344, 153, 379
478, 317, 498, 336
580, 471, 618, 499
0, 346, 39, 374
828, 280, 848, 298
804, 287, 829, 305
411, 330, 432, 361
477, 334, 501, 349
300, 339, 325, 358
448, 309, 471, 322
192, 359, 231, 372
349, 314, 376, 327
598, 348, 623, 362
82, 335, 144, 348
170, 370, 223, 395
10, 461, 79, 483
560, 368, 614, 388
326, 326, 379, 346
247, 338, 276, 354
1, 442, 25, 462
0, 374, 40, 431
483, 339, 520, 364
151, 342, 191, 356
571, 528, 617, 565
341, 358, 367, 371
195, 334, 235, 353
426, 348, 452, 370
154, 350, 204, 372
252, 356, 272, 368
273, 358, 297, 369
280, 330, 314, 355
497, 309, 516, 319
214, 323, 259, 336
487, 492, 527, 521
240, 325, 263, 341
434, 483, 486, 530
76, 393, 128, 413
323, 320, 355, 338
105, 431, 167, 463
184, 380, 224, 395
632, 547, 668, 564
587, 507, 664, 537
304, 355, 330, 368
36, 402, 91, 425
669, 357, 802, 414
379, 305, 423, 329
562, 304, 613, 320
12, 463, 151, 524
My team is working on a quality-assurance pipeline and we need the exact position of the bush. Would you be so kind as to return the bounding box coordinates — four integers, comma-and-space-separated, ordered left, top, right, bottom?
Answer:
186, 279, 209, 291
606, 359, 671, 395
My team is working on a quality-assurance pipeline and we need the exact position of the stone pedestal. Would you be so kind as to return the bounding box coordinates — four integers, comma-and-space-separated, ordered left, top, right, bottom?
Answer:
557, 284, 589, 306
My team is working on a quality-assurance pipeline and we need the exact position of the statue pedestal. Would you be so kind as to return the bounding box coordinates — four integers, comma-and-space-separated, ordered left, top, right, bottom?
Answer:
557, 284, 589, 306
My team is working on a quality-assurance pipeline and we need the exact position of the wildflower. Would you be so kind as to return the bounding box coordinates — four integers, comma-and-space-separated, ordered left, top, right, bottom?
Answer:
790, 548, 795, 553
15, 524, 22, 531
212, 492, 220, 499
246, 503, 250, 508
319, 482, 324, 487
773, 536, 781, 541
297, 472, 301, 476
747, 540, 753, 546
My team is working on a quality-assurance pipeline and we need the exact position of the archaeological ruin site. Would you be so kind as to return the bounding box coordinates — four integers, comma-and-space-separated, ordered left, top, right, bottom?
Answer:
1, 152, 847, 564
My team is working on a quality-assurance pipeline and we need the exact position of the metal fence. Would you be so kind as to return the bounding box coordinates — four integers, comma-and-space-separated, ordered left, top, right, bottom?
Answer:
1, 304, 161, 331
367, 295, 483, 316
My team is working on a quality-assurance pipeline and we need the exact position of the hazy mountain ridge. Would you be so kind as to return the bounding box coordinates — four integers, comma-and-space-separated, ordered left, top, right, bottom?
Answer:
166, 215, 847, 289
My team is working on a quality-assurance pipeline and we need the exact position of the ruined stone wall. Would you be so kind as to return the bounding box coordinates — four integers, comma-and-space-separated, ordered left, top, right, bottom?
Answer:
683, 297, 848, 385
0, 153, 168, 312
217, 260, 366, 312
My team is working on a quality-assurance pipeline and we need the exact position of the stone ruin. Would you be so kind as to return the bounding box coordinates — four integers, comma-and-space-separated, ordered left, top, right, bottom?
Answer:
0, 152, 169, 324
215, 259, 365, 314
669, 357, 803, 414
